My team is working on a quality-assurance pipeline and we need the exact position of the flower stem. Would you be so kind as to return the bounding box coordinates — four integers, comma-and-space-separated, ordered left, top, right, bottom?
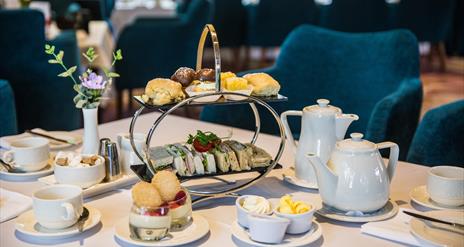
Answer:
53, 53, 78, 85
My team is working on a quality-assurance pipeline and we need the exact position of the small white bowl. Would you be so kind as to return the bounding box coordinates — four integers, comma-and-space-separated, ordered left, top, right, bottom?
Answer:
235, 195, 272, 228
247, 214, 290, 244
223, 85, 253, 101
54, 155, 105, 188
185, 85, 222, 102
274, 204, 316, 234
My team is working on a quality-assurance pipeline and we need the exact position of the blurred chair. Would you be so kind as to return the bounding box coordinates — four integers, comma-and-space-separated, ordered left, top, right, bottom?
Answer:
390, 0, 455, 71
0, 9, 81, 132
211, 0, 247, 69
245, 0, 317, 48
0, 80, 18, 137
407, 100, 464, 167
114, 0, 212, 117
317, 0, 390, 32
201, 25, 422, 160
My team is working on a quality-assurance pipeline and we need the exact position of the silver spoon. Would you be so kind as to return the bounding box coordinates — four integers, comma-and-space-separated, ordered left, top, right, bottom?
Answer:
0, 158, 25, 173
77, 207, 90, 232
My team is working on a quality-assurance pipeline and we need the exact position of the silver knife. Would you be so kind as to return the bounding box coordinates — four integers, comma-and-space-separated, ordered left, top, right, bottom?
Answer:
404, 210, 464, 229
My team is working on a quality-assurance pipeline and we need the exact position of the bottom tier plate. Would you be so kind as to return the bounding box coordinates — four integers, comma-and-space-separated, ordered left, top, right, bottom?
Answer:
131, 163, 282, 183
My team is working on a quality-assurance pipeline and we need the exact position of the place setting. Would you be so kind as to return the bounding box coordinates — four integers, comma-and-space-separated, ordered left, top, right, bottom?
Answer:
409, 166, 464, 211
0, 137, 56, 181
14, 184, 101, 240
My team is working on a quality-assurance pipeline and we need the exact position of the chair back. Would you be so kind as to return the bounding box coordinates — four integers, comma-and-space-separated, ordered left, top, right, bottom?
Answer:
115, 0, 212, 91
0, 80, 18, 137
407, 100, 464, 167
318, 0, 390, 32
0, 9, 80, 131
390, 0, 455, 42
211, 0, 247, 47
245, 0, 317, 47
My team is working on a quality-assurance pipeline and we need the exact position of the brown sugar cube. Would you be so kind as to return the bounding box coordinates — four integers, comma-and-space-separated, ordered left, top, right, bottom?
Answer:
56, 157, 68, 166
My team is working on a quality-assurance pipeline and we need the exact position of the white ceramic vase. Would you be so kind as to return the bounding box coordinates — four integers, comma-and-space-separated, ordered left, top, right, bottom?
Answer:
82, 108, 100, 154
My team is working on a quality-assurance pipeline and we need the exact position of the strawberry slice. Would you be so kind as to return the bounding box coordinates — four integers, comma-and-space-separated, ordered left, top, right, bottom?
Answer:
173, 191, 187, 206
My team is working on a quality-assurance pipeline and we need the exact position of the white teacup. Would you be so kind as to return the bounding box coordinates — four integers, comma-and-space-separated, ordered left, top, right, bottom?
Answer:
247, 214, 290, 244
117, 133, 145, 175
427, 166, 464, 207
32, 185, 83, 229
2, 137, 49, 172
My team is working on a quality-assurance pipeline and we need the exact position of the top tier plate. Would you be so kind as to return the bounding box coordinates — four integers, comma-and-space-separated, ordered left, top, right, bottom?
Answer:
133, 94, 288, 110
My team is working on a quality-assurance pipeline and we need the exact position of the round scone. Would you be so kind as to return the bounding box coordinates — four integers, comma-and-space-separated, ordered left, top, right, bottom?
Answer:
151, 170, 181, 202
131, 181, 163, 208
143, 78, 186, 105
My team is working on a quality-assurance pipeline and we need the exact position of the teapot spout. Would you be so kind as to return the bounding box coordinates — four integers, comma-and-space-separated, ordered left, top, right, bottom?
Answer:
335, 114, 359, 140
306, 153, 338, 192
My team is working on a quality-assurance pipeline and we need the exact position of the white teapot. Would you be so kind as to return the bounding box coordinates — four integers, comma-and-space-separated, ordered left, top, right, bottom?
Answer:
306, 133, 399, 212
281, 99, 358, 184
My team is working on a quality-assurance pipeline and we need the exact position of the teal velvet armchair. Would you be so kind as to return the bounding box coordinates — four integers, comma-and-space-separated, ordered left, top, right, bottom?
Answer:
114, 0, 212, 116
201, 25, 423, 160
0, 80, 17, 137
407, 100, 464, 167
0, 9, 81, 132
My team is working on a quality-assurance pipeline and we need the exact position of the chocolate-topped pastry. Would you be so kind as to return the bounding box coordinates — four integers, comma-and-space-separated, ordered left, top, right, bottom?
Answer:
170, 67, 195, 87
195, 68, 215, 82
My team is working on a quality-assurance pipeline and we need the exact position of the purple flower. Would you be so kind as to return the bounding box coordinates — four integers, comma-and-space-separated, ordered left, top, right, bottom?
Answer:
79, 72, 106, 89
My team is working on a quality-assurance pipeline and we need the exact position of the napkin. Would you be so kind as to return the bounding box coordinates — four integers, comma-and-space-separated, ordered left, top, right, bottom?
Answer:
0, 188, 32, 223
361, 208, 421, 246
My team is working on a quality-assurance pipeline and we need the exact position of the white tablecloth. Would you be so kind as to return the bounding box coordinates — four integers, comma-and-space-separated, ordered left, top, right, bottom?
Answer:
0, 112, 429, 247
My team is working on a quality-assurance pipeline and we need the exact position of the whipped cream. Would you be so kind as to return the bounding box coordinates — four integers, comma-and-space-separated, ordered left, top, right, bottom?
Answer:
196, 82, 215, 91
242, 196, 272, 214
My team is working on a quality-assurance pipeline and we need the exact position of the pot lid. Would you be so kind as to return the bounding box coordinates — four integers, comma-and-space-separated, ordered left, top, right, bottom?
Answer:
336, 133, 377, 152
303, 99, 341, 115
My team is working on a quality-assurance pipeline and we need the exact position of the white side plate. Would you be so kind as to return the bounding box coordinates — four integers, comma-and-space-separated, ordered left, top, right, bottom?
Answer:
114, 212, 210, 247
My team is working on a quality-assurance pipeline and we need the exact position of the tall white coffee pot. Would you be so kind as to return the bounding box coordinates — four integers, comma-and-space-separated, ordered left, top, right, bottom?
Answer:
280, 99, 358, 184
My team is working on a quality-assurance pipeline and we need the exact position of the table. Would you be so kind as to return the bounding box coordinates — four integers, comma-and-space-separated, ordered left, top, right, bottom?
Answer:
0, 112, 430, 247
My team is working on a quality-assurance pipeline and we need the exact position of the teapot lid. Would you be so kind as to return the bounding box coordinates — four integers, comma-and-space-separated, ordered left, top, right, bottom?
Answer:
336, 133, 376, 152
303, 99, 341, 115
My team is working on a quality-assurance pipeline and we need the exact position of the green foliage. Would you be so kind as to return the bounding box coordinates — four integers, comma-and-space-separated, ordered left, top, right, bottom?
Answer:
44, 44, 123, 109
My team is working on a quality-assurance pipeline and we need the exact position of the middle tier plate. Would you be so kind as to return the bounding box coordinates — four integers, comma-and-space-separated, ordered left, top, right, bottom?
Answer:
131, 163, 282, 183
133, 94, 288, 110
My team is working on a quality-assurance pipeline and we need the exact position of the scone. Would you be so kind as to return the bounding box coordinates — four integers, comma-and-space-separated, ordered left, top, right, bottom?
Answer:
243, 73, 280, 96
142, 78, 186, 105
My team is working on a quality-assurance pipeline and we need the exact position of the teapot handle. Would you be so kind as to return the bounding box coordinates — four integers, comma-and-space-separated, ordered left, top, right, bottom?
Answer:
280, 111, 302, 155
377, 142, 399, 184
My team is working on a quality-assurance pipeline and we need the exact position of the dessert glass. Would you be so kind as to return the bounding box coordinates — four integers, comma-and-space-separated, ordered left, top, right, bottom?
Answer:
129, 203, 171, 241
169, 188, 192, 229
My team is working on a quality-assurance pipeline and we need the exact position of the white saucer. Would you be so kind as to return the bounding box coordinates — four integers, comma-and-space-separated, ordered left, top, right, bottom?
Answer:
114, 212, 210, 246
410, 185, 464, 211
15, 206, 101, 240
410, 210, 464, 247
316, 200, 399, 223
0, 158, 54, 182
0, 130, 82, 150
282, 168, 318, 190
231, 220, 322, 247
